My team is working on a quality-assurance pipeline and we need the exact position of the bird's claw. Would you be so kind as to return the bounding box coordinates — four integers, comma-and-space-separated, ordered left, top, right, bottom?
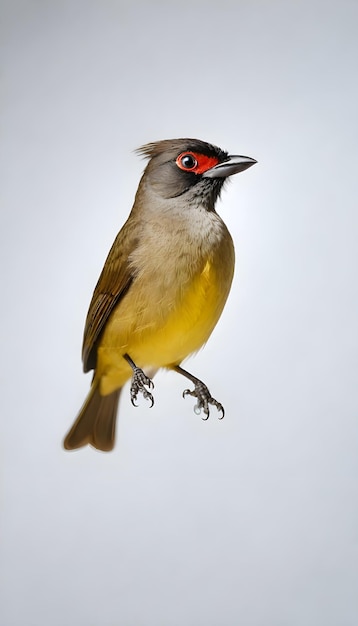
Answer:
182, 382, 224, 420
130, 367, 154, 408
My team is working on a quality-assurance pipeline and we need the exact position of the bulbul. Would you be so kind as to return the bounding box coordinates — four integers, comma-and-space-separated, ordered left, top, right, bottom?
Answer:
64, 138, 256, 451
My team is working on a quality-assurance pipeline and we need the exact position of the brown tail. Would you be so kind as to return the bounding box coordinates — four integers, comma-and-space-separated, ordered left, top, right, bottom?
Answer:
64, 381, 121, 452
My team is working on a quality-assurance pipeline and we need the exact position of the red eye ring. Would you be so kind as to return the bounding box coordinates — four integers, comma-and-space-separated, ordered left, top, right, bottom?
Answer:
176, 151, 220, 175
176, 152, 198, 171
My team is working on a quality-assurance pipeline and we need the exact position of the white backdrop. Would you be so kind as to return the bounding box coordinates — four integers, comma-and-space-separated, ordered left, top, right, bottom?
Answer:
1, 1, 358, 625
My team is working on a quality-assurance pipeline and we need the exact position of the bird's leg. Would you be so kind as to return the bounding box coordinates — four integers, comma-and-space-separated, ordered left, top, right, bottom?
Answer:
174, 365, 224, 420
123, 353, 154, 408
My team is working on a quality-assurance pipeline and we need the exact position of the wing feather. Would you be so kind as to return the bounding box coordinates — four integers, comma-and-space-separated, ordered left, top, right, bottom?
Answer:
82, 219, 137, 372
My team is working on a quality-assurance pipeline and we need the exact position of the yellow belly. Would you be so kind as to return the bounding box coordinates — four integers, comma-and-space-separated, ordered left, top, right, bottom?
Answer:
97, 257, 233, 395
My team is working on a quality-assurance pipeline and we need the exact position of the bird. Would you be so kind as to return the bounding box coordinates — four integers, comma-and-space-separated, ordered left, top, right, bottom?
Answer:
64, 138, 256, 451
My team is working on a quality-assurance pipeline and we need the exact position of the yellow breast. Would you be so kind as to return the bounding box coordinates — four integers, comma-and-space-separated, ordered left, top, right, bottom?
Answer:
97, 233, 234, 395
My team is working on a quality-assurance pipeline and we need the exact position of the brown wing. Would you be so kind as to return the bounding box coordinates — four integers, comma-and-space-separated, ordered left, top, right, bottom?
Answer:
82, 218, 138, 372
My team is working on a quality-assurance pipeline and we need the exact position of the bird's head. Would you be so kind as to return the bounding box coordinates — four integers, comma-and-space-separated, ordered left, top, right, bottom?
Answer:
136, 138, 256, 212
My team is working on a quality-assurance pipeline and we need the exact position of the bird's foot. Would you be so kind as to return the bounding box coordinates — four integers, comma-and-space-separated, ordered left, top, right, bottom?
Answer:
130, 367, 154, 408
182, 380, 224, 420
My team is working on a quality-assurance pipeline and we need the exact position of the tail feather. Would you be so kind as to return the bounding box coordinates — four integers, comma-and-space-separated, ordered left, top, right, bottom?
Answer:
64, 382, 121, 452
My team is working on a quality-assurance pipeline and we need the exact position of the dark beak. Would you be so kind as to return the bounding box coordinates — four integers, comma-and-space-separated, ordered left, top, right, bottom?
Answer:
203, 154, 257, 178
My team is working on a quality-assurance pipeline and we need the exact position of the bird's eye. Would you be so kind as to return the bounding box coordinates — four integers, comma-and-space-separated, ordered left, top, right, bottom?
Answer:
176, 152, 198, 171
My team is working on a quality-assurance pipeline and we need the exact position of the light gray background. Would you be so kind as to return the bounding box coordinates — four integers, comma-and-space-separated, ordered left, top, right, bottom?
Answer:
1, 1, 358, 625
